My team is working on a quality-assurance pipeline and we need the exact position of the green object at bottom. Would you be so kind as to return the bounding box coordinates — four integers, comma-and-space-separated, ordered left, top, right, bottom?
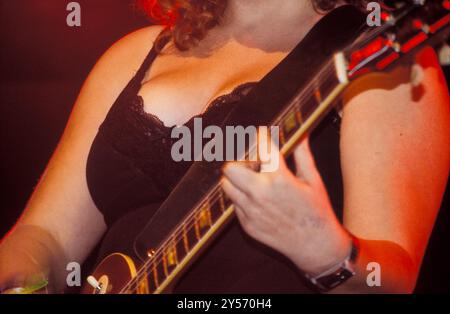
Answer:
5, 279, 49, 294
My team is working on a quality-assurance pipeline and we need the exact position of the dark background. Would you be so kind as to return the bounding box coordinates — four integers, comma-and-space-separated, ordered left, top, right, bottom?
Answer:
0, 0, 449, 293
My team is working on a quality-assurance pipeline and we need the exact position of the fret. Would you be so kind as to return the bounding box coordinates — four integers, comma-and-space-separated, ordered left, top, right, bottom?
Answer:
278, 106, 304, 146
175, 236, 187, 262
282, 111, 299, 136
155, 260, 167, 284
209, 193, 225, 222
297, 94, 317, 121
166, 239, 178, 267
279, 127, 286, 145
296, 108, 303, 125
198, 202, 212, 230
194, 216, 201, 240
314, 88, 323, 104
182, 223, 189, 255
137, 272, 150, 294
300, 91, 320, 114
162, 253, 169, 277
144, 250, 159, 291
185, 222, 200, 248
312, 76, 323, 102
146, 270, 157, 293
192, 202, 213, 241
218, 190, 226, 213
152, 262, 159, 289
321, 76, 338, 98
292, 70, 339, 123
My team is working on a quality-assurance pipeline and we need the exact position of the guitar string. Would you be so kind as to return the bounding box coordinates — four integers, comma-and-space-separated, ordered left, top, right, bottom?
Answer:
120, 58, 338, 293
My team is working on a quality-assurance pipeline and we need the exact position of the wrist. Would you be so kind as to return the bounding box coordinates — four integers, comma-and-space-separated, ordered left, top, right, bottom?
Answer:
304, 234, 359, 292
1, 225, 65, 292
296, 224, 354, 276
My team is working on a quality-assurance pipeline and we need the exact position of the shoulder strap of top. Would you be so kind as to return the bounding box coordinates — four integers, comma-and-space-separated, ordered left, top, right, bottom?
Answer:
126, 27, 171, 94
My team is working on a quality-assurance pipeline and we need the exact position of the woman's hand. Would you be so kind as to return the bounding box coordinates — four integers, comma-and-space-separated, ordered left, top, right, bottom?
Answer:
0, 242, 49, 294
0, 225, 64, 294
222, 138, 352, 275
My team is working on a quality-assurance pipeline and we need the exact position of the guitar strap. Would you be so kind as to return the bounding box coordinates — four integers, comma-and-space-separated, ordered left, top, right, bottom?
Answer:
133, 5, 366, 261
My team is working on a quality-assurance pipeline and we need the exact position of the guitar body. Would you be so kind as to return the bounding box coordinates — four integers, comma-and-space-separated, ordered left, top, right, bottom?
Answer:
82, 253, 176, 294
81, 253, 137, 294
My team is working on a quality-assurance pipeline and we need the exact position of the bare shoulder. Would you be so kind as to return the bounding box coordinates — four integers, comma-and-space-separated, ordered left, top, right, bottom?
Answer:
340, 46, 450, 183
341, 46, 450, 144
68, 24, 166, 125
339, 47, 450, 258
95, 25, 165, 71
85, 25, 165, 95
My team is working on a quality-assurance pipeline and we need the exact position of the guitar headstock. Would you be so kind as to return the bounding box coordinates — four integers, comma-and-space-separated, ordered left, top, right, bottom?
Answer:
344, 0, 450, 81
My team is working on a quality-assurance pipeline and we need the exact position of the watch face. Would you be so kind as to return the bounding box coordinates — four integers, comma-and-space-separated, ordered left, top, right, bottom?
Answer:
316, 268, 355, 291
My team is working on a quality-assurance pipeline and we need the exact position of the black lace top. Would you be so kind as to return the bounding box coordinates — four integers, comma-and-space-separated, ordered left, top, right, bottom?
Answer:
86, 19, 346, 293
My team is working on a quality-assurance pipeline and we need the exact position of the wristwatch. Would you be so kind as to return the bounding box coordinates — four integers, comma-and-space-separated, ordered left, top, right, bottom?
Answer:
304, 235, 359, 292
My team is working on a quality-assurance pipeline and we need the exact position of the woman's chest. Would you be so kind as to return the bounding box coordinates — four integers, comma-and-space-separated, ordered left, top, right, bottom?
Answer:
136, 44, 288, 127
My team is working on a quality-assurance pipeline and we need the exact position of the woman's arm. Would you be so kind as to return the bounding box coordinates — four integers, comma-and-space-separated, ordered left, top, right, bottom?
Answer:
222, 46, 450, 293
0, 25, 164, 292
333, 46, 450, 293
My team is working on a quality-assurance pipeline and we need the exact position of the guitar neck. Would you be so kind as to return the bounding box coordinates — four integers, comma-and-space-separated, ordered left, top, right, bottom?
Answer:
121, 54, 349, 294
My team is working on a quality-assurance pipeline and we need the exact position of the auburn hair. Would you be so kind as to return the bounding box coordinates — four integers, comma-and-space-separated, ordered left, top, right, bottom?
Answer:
138, 0, 370, 51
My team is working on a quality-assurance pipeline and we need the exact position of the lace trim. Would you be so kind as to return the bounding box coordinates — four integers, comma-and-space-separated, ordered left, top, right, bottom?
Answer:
97, 81, 257, 181
133, 81, 258, 130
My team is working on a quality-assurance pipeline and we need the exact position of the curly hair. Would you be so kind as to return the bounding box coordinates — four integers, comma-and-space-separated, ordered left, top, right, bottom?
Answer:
138, 0, 370, 51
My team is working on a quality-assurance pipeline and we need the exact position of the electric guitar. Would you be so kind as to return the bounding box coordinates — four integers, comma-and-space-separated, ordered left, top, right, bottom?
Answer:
82, 1, 450, 294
